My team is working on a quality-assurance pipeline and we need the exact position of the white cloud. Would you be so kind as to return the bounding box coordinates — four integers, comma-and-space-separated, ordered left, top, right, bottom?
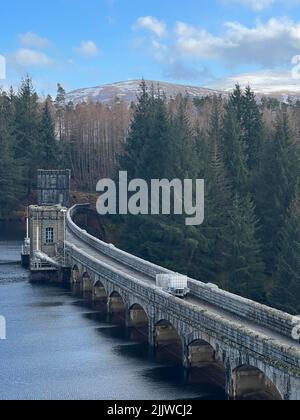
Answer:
223, 0, 300, 11
18, 32, 50, 49
134, 16, 167, 38
174, 18, 300, 66
151, 39, 169, 61
224, 0, 275, 10
175, 22, 231, 60
75, 41, 100, 57
207, 69, 300, 93
132, 15, 300, 88
135, 17, 300, 67
150, 37, 214, 82
14, 49, 52, 67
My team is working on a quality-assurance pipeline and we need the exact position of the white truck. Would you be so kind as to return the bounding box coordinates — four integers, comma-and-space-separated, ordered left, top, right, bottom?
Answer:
156, 273, 190, 298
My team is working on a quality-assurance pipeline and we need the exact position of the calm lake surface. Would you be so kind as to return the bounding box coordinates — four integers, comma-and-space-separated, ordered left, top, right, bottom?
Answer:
0, 221, 225, 400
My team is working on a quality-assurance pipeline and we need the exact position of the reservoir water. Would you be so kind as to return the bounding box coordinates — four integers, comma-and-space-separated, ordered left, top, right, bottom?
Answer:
0, 222, 226, 400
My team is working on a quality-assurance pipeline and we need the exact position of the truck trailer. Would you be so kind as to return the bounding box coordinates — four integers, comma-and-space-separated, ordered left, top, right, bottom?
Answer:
156, 273, 190, 298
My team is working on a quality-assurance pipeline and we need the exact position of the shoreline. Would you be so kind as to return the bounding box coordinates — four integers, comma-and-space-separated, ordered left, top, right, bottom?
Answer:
0, 191, 98, 223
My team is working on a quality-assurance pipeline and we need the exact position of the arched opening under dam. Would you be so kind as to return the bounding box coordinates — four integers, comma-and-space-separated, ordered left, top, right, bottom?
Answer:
71, 265, 81, 295
187, 340, 226, 392
93, 280, 107, 302
154, 320, 183, 365
108, 291, 126, 324
128, 304, 149, 342
232, 365, 283, 401
81, 272, 93, 300
92, 279, 108, 311
71, 265, 80, 283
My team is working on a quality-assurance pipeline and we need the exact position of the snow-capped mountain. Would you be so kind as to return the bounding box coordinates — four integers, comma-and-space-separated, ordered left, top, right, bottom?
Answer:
66, 79, 300, 105
66, 80, 225, 105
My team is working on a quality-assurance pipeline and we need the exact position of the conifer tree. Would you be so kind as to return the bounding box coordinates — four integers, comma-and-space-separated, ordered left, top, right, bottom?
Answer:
138, 94, 172, 181
55, 83, 66, 106
118, 80, 151, 179
223, 194, 265, 301
14, 76, 40, 193
242, 86, 264, 173
209, 95, 223, 146
191, 134, 232, 282
39, 97, 61, 169
171, 95, 197, 179
190, 96, 231, 281
222, 102, 249, 193
257, 113, 299, 273
229, 84, 244, 122
194, 125, 209, 179
55, 83, 66, 143
271, 192, 300, 314
222, 85, 264, 195
0, 92, 24, 216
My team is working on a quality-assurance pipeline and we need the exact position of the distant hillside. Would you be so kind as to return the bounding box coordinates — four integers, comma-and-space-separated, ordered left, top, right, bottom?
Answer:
66, 79, 300, 106
66, 80, 225, 105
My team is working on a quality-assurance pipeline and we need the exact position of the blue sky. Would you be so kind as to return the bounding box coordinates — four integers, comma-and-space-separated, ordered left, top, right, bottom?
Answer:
1, 0, 300, 95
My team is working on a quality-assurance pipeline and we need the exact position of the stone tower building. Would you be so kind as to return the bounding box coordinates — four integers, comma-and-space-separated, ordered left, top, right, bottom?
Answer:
23, 170, 71, 282
37, 169, 71, 208
29, 205, 66, 259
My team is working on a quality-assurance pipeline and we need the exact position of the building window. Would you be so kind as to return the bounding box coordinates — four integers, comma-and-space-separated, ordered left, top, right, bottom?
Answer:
46, 227, 54, 244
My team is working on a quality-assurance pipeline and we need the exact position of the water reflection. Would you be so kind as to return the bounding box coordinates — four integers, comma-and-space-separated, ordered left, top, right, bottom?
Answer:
76, 294, 226, 399
0, 238, 227, 400
0, 221, 25, 241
